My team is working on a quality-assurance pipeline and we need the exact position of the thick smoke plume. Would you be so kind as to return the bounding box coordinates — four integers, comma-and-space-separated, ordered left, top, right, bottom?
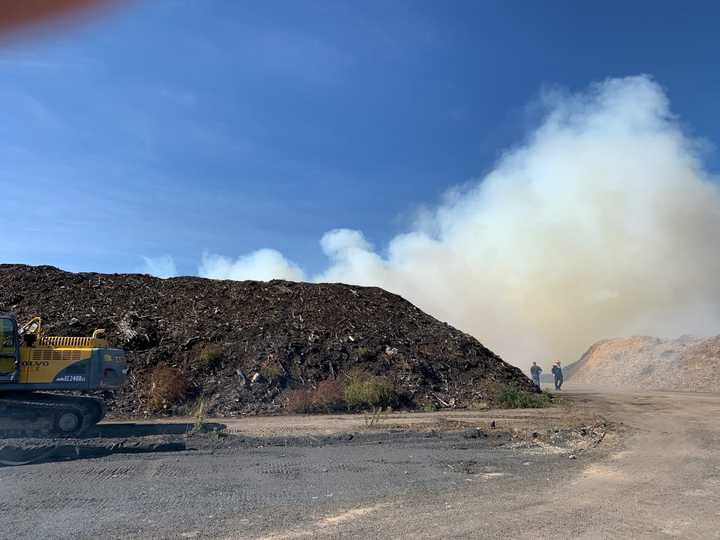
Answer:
201, 76, 720, 368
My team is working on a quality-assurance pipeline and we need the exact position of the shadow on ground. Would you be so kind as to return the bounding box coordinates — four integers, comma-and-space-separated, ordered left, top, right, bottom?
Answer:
91, 422, 226, 438
0, 422, 227, 467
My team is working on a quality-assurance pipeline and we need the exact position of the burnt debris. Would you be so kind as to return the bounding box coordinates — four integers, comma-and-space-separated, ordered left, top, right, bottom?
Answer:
0, 264, 533, 417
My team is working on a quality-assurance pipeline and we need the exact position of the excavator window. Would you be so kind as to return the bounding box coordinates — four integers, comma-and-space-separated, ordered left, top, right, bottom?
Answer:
0, 318, 18, 376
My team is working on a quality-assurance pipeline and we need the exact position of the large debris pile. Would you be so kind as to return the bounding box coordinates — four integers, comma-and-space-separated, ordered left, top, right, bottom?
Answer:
568, 335, 720, 391
0, 264, 533, 416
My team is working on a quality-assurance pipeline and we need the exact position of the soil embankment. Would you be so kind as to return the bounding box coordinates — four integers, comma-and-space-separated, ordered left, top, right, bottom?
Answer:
568, 335, 720, 391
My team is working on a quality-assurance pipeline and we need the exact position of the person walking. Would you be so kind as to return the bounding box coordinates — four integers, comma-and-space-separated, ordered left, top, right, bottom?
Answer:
551, 361, 564, 390
530, 362, 542, 388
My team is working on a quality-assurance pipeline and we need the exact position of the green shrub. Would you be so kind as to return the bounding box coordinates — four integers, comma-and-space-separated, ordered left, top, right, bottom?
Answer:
354, 346, 375, 360
344, 370, 395, 410
259, 358, 284, 381
496, 386, 551, 409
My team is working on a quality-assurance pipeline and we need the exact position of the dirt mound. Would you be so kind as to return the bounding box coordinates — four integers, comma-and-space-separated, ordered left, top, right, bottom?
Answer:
0, 264, 533, 416
568, 335, 720, 391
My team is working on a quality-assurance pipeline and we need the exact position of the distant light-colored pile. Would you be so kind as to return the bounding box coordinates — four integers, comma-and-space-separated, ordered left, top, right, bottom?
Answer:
568, 336, 720, 392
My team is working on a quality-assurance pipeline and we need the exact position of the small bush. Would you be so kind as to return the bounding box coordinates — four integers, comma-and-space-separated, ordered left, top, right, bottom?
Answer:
497, 386, 551, 409
193, 344, 223, 370
146, 366, 189, 412
344, 370, 395, 410
422, 402, 439, 412
469, 400, 489, 410
363, 407, 388, 428
285, 388, 313, 413
285, 379, 345, 413
259, 358, 284, 381
311, 379, 345, 412
354, 346, 374, 360
192, 398, 207, 432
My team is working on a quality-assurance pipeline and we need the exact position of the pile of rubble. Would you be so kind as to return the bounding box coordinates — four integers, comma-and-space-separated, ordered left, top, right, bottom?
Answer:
568, 335, 720, 391
0, 264, 534, 417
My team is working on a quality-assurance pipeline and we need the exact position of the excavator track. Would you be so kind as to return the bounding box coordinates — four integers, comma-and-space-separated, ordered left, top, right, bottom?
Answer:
0, 393, 106, 466
0, 392, 105, 439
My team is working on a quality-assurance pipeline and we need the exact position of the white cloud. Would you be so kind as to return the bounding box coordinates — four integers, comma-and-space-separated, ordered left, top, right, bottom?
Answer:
199, 249, 305, 282
141, 255, 178, 278
320, 228, 373, 256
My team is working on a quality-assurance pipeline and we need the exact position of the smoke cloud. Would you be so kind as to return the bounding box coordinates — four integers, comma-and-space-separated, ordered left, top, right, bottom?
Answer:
141, 255, 178, 279
202, 76, 720, 368
199, 249, 305, 282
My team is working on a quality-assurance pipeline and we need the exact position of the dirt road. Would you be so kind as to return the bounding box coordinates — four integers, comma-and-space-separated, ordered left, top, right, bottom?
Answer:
245, 388, 720, 539
294, 388, 720, 540
3, 388, 719, 539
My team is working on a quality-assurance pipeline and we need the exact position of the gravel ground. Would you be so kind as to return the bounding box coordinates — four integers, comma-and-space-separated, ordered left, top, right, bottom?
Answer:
1, 429, 586, 540
0, 400, 603, 539
4, 387, 718, 539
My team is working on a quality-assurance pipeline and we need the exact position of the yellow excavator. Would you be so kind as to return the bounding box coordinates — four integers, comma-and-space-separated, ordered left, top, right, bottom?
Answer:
0, 313, 127, 438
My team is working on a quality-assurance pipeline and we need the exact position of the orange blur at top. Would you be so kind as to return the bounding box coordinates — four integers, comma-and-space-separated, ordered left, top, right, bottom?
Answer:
0, 0, 116, 36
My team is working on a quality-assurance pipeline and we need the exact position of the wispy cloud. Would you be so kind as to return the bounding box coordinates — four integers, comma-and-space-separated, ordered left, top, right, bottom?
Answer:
141, 255, 178, 278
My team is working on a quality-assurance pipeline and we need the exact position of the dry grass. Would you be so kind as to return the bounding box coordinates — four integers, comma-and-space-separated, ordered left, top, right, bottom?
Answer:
311, 379, 345, 412
192, 398, 207, 432
259, 355, 285, 381
285, 378, 346, 413
145, 366, 190, 412
363, 407, 388, 428
260, 363, 283, 381
192, 344, 223, 370
353, 346, 375, 360
286, 372, 397, 414
285, 388, 314, 413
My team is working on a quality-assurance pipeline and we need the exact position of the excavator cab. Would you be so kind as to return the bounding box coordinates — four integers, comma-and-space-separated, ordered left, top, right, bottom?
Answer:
0, 315, 19, 383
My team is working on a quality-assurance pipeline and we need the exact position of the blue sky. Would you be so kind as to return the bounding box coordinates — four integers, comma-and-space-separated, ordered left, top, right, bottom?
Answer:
2, 0, 719, 276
